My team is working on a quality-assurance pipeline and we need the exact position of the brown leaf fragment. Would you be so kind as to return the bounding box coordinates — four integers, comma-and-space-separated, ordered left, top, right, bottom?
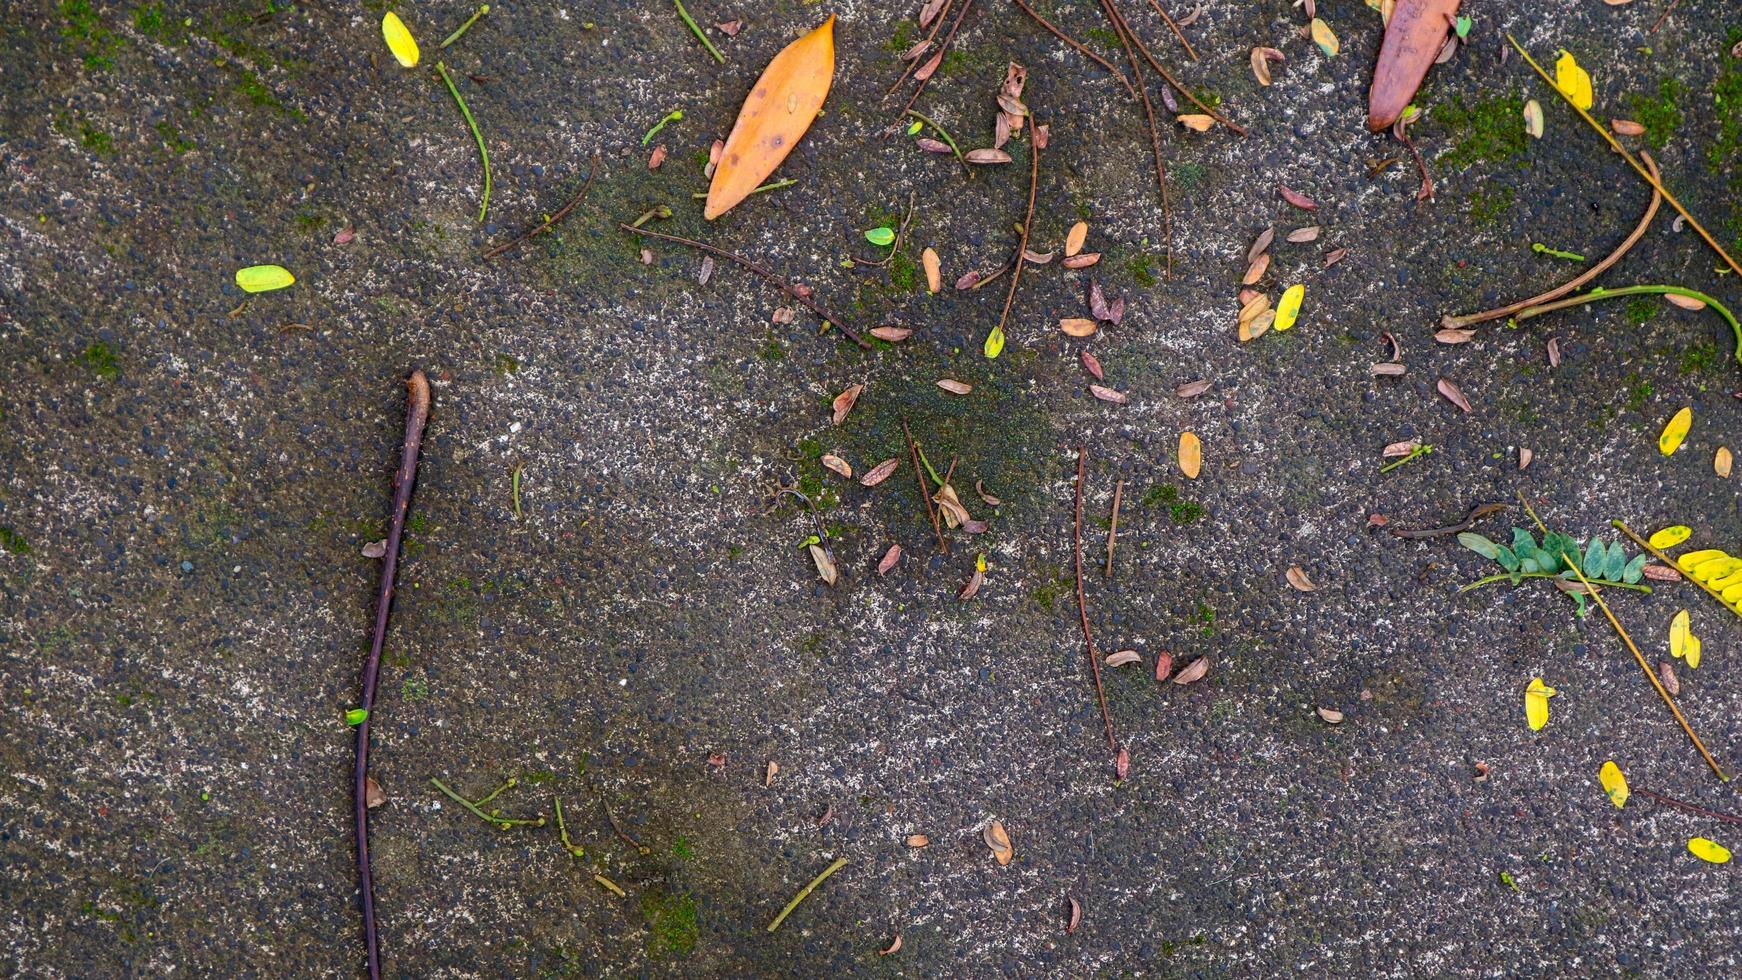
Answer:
905, 833, 929, 848
1473, 761, 1490, 782
1023, 249, 1054, 264
1316, 706, 1345, 724
993, 113, 1011, 150
1066, 896, 1082, 934
1176, 378, 1213, 398
707, 138, 725, 177
1367, 513, 1389, 528
771, 306, 796, 323
1251, 47, 1273, 86
1242, 253, 1271, 285
698, 255, 714, 286
964, 147, 1013, 164
1279, 184, 1319, 210
1643, 563, 1683, 582
821, 454, 853, 478
1323, 247, 1349, 267
983, 821, 1013, 865
1062, 252, 1101, 268
1665, 293, 1707, 311
1060, 317, 1098, 337
880, 934, 902, 956
934, 484, 972, 528
936, 379, 973, 395
1436, 377, 1472, 413
1105, 650, 1142, 667
1114, 746, 1129, 780
877, 544, 902, 575
1088, 280, 1124, 324
365, 776, 387, 808
708, 752, 728, 768
1547, 337, 1560, 368
975, 480, 1002, 506
1240, 309, 1276, 342
1065, 220, 1088, 257
1286, 565, 1318, 591
716, 19, 742, 36
1434, 34, 1458, 64
1519, 447, 1533, 470
1081, 351, 1104, 380
1659, 660, 1680, 696
1154, 651, 1174, 681
916, 137, 952, 154
955, 269, 983, 289
362, 539, 388, 558
808, 543, 838, 585
832, 384, 863, 424
1371, 362, 1407, 376
870, 326, 912, 342
333, 226, 356, 245
1382, 439, 1419, 457
1238, 293, 1272, 326
1172, 656, 1210, 685
1610, 118, 1646, 136
915, 49, 943, 81
861, 458, 901, 487
1247, 226, 1276, 264
647, 144, 667, 169
765, 760, 779, 786
997, 94, 1030, 119
1089, 384, 1127, 404
1286, 225, 1322, 243
919, 0, 948, 28
922, 247, 941, 293
1177, 3, 1204, 26
1382, 331, 1403, 361
1434, 328, 1475, 344
1178, 113, 1216, 132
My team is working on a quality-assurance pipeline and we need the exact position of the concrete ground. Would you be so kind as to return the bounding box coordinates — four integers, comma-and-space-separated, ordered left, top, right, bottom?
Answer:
5, 0, 1742, 976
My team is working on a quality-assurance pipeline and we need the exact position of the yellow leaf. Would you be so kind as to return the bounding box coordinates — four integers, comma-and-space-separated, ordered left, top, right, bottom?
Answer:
1310, 18, 1339, 57
983, 325, 1006, 359
1670, 609, 1690, 659
1599, 761, 1630, 808
1179, 431, 1202, 479
1686, 633, 1702, 669
1649, 525, 1692, 549
235, 264, 295, 293
1554, 49, 1593, 111
1659, 406, 1692, 455
1677, 549, 1729, 572
381, 11, 421, 69
1525, 677, 1556, 731
1689, 837, 1731, 864
705, 15, 835, 220
1275, 284, 1305, 331
1692, 557, 1742, 583
1717, 447, 1733, 478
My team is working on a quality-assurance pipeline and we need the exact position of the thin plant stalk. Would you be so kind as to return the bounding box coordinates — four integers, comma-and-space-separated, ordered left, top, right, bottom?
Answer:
903, 109, 971, 173
1515, 285, 1741, 368
1097, 0, 1171, 276
1459, 571, 1650, 595
904, 419, 947, 553
689, 178, 796, 200
987, 132, 1040, 358
1145, 0, 1198, 61
436, 62, 491, 223
441, 4, 489, 48
1104, 0, 1245, 134
1613, 520, 1742, 620
1010, 0, 1139, 100
1074, 447, 1117, 751
483, 155, 599, 259
673, 0, 724, 63
766, 856, 848, 932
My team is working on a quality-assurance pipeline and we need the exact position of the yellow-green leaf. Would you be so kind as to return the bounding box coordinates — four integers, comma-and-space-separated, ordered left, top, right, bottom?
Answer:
382, 11, 421, 69
1274, 284, 1305, 331
1692, 557, 1742, 583
1677, 549, 1729, 572
1525, 676, 1556, 731
235, 265, 296, 293
1649, 525, 1692, 549
1670, 609, 1690, 659
1686, 633, 1702, 669
1659, 406, 1692, 455
1554, 50, 1593, 111
983, 325, 1006, 359
1689, 837, 1731, 864
1310, 18, 1340, 57
1599, 761, 1630, 808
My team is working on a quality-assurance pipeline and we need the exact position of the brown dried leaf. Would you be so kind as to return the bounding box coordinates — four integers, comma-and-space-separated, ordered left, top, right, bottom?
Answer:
1065, 220, 1089, 257
808, 543, 838, 585
1105, 650, 1142, 667
1371, 362, 1406, 377
955, 269, 983, 289
333, 226, 356, 245
1067, 896, 1082, 934
975, 480, 1002, 506
1519, 447, 1533, 470
1436, 377, 1472, 413
1115, 746, 1130, 780
1382, 439, 1420, 457
1251, 47, 1273, 86
1240, 309, 1276, 342
771, 306, 796, 323
1434, 34, 1458, 64
880, 934, 903, 956
922, 247, 941, 293
1081, 351, 1104, 380
936, 378, 973, 395
915, 137, 952, 153
983, 820, 1013, 865
1665, 293, 1708, 311
1286, 225, 1322, 243
1547, 337, 1561, 367
1153, 651, 1173, 681
707, 138, 724, 177
1178, 113, 1215, 132
697, 255, 715, 286
1434, 328, 1475, 344
997, 94, 1029, 118
934, 484, 971, 528
1176, 378, 1213, 398
1177, 3, 1204, 26
831, 384, 863, 424
878, 544, 902, 575
993, 112, 1011, 150
1242, 253, 1271, 285
365, 775, 387, 808
964, 147, 1013, 164
1088, 280, 1123, 323
765, 760, 779, 786
1659, 660, 1680, 696
1366, 513, 1389, 528
1279, 184, 1319, 210
1060, 317, 1098, 337
1089, 384, 1127, 404
1610, 118, 1646, 136
1286, 565, 1318, 591
1382, 331, 1403, 361
647, 144, 667, 169
1316, 706, 1345, 724
914, 49, 943, 81
861, 458, 901, 487
1172, 656, 1210, 685
1062, 252, 1101, 269
640, 248, 654, 264
919, 0, 948, 28
1643, 563, 1683, 582
708, 752, 727, 767
1023, 249, 1054, 265
1717, 446, 1733, 478
1238, 293, 1272, 326
1247, 226, 1276, 264
362, 539, 388, 558
1179, 431, 1202, 479
1323, 247, 1349, 267
821, 454, 853, 478
905, 833, 929, 847
870, 326, 912, 342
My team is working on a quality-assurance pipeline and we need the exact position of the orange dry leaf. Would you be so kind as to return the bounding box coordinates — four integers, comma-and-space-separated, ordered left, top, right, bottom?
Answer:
704, 15, 837, 220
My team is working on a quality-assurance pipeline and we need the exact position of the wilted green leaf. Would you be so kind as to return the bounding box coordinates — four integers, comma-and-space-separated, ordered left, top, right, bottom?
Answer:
865, 227, 896, 247
1458, 532, 1500, 559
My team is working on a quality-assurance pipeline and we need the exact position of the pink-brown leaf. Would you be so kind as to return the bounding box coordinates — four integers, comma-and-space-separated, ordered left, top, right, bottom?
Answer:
1081, 350, 1104, 379
861, 458, 900, 486
1279, 184, 1319, 210
1089, 384, 1127, 404
1436, 377, 1472, 413
832, 384, 863, 424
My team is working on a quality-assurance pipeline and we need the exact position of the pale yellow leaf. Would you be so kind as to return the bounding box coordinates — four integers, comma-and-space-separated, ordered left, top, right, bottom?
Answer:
1686, 633, 1702, 669
1716, 447, 1732, 478
1523, 99, 1544, 139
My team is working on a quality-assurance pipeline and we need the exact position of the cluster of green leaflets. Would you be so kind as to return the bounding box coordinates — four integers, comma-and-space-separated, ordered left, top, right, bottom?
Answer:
1458, 527, 1647, 614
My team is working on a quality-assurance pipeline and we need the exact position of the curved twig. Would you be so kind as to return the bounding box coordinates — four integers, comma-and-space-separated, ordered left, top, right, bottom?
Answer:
988, 134, 1041, 356
482, 155, 599, 259
1145, 0, 1198, 61
1514, 285, 1742, 369
1104, 0, 1245, 135
1097, 0, 1171, 276
1010, 0, 1139, 100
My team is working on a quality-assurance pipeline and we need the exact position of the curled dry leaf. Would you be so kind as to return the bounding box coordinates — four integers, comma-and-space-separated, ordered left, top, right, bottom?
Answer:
821, 454, 853, 478
1176, 378, 1213, 398
1172, 656, 1210, 685
880, 934, 902, 957
1178, 3, 1204, 26
1717, 446, 1733, 478
1523, 99, 1545, 139
1062, 252, 1101, 269
1371, 362, 1407, 377
1240, 309, 1277, 342
1642, 563, 1684, 582
1435, 328, 1475, 344
922, 247, 941, 293
1081, 351, 1104, 380
919, 0, 948, 28
1286, 225, 1321, 243
1105, 650, 1142, 668
832, 384, 863, 424
1547, 337, 1561, 368
958, 565, 983, 601
861, 458, 901, 487
1242, 253, 1271, 285
1247, 226, 1276, 264
1659, 660, 1680, 696
1065, 220, 1088, 257
1382, 439, 1420, 457
333, 226, 356, 245
1067, 896, 1082, 934
809, 543, 838, 585
1115, 746, 1130, 780
765, 760, 779, 786
1279, 184, 1319, 210
647, 144, 667, 170
1089, 385, 1127, 404
365, 775, 387, 808
1436, 377, 1472, 413
976, 480, 1002, 506
964, 148, 1014, 164
878, 544, 902, 575
1382, 331, 1403, 361
1519, 447, 1534, 470
1286, 565, 1318, 591
936, 379, 973, 395
1154, 651, 1174, 681
1251, 47, 1273, 86
772, 306, 796, 323
983, 820, 1013, 865
716, 18, 742, 35
1323, 247, 1349, 267
870, 326, 912, 342
905, 833, 929, 848
1316, 706, 1345, 724
1023, 249, 1054, 265
1060, 317, 1098, 338
1665, 293, 1708, 311
705, 15, 836, 220
362, 539, 388, 559
707, 139, 724, 177
1610, 118, 1646, 136
1179, 431, 1202, 479
1088, 280, 1124, 324
955, 269, 983, 290
1178, 114, 1216, 132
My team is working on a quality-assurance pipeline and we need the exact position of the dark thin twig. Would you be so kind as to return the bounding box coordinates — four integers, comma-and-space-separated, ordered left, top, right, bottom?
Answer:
990, 133, 1041, 355
778, 488, 838, 569
1144, 0, 1198, 61
1104, 480, 1123, 578
482, 156, 599, 259
621, 224, 871, 349
902, 0, 975, 115
355, 370, 431, 980
904, 419, 947, 553
1104, 0, 1246, 135
884, 0, 955, 99
1388, 502, 1509, 539
1097, 0, 1171, 277
1397, 130, 1434, 202
1074, 447, 1117, 751
1010, 0, 1139, 100
1648, 0, 1684, 32
1635, 786, 1742, 825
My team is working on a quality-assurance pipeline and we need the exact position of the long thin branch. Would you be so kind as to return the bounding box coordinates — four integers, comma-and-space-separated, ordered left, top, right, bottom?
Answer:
904, 419, 947, 553
1636, 786, 1742, 825
1106, 0, 1245, 135
355, 370, 431, 980
1443, 152, 1663, 329
1104, 480, 1123, 578
481, 156, 599, 259
988, 133, 1041, 356
1010, 0, 1139, 100
1074, 447, 1117, 751
1098, 0, 1171, 277
1145, 0, 1198, 61
621, 225, 871, 349
902, 0, 975, 115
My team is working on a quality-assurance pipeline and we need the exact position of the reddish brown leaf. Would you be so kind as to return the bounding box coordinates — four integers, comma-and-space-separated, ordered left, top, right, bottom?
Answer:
1279, 184, 1319, 210
648, 144, 667, 169
915, 49, 944, 81
1643, 563, 1683, 582
771, 306, 796, 324
1382, 331, 1403, 361
1659, 660, 1680, 696
821, 453, 852, 478
1382, 439, 1420, 457
1285, 565, 1318, 591
1434, 328, 1475, 344
1665, 293, 1708, 311
1367, 0, 1461, 131
975, 480, 1002, 506
1089, 385, 1127, 404
919, 0, 948, 28
1176, 379, 1213, 398
1286, 225, 1321, 243
1062, 252, 1101, 268
1547, 337, 1561, 367
1367, 513, 1389, 528
955, 269, 984, 289
958, 567, 984, 600
861, 458, 901, 487
1060, 317, 1097, 337
708, 752, 728, 767
716, 19, 742, 36
964, 148, 1013, 164
1066, 896, 1082, 934
1088, 281, 1124, 324
832, 384, 863, 424
983, 820, 1013, 864
707, 139, 725, 177
1081, 350, 1104, 380
1436, 377, 1472, 413
1172, 656, 1210, 685
1033, 123, 1049, 149
1610, 118, 1646, 136
365, 776, 387, 808
877, 544, 902, 575
915, 137, 952, 154
1022, 249, 1054, 264
1370, 362, 1407, 376
905, 833, 929, 847
1153, 651, 1173, 681
1247, 226, 1275, 264
333, 226, 356, 245
1519, 447, 1533, 470
1323, 247, 1348, 267
765, 760, 779, 786
1242, 253, 1271, 285
1114, 746, 1130, 780
1105, 650, 1141, 667
880, 934, 903, 956
870, 326, 912, 342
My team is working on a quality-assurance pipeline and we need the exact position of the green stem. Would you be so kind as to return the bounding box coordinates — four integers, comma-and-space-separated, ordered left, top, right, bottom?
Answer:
473, 775, 516, 808
673, 0, 724, 63
690, 178, 796, 200
915, 445, 945, 487
441, 4, 489, 48
642, 109, 683, 146
429, 777, 544, 829
1459, 571, 1652, 595
1515, 284, 1742, 369
435, 62, 491, 223
766, 856, 848, 932
1532, 242, 1586, 262
553, 798, 584, 857
903, 110, 970, 171
1380, 444, 1433, 474
511, 464, 523, 520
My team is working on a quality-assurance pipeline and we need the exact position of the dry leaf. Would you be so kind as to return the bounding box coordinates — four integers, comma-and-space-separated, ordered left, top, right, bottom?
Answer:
905, 833, 929, 848
1089, 385, 1127, 404
765, 760, 779, 786
1665, 293, 1708, 311
983, 821, 1013, 865
333, 226, 356, 245
1062, 252, 1101, 269
922, 247, 941, 293
1115, 746, 1130, 780
914, 48, 943, 82
1066, 896, 1082, 934
821, 454, 853, 478
1088, 281, 1124, 323
641, 248, 654, 264
365, 775, 387, 808
1286, 566, 1318, 591
1366, 0, 1459, 130
1247, 226, 1276, 264
976, 480, 1002, 506
1547, 337, 1561, 367
1023, 249, 1054, 265
362, 539, 388, 558
1060, 317, 1098, 337
1316, 706, 1344, 724
1178, 113, 1216, 132
771, 306, 796, 323
705, 16, 836, 220
1434, 328, 1475, 344
1081, 351, 1104, 380
1643, 563, 1683, 582
936, 379, 972, 395
958, 565, 984, 599
879, 934, 902, 956
878, 544, 902, 575
1520, 447, 1534, 470
1238, 293, 1272, 326
1371, 362, 1406, 376
1105, 650, 1142, 668
1434, 34, 1458, 64
870, 326, 912, 342
706, 139, 725, 177
698, 255, 714, 286
1310, 17, 1339, 56
1242, 253, 1271, 285
916, 137, 951, 153
1279, 184, 1319, 210
716, 19, 742, 36
1659, 660, 1680, 696
1178, 3, 1204, 25
1154, 651, 1174, 681
964, 148, 1013, 164
1610, 118, 1645, 136
1717, 447, 1733, 478
1437, 377, 1472, 413
808, 543, 838, 585
647, 144, 667, 169
1323, 247, 1348, 267
1179, 431, 1202, 479
861, 458, 900, 487
832, 384, 863, 424
1240, 309, 1277, 342
1382, 439, 1420, 457
1176, 379, 1213, 398
1065, 220, 1089, 257
1523, 99, 1545, 139
1251, 47, 1273, 86
1286, 225, 1321, 243
1172, 656, 1210, 685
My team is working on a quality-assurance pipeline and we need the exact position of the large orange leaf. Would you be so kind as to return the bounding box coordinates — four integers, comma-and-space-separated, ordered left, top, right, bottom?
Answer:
705, 15, 836, 220
1367, 0, 1460, 132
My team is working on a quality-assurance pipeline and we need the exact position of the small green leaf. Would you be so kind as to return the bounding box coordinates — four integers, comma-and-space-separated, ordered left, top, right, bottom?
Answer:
1520, 557, 1540, 574
1458, 532, 1500, 560
797, 534, 820, 550
236, 264, 296, 293
1604, 540, 1628, 581
906, 119, 923, 135
1454, 15, 1472, 39
1583, 538, 1604, 577
1622, 553, 1648, 584
864, 226, 896, 247
1496, 544, 1520, 573
346, 707, 369, 726
1542, 531, 1577, 563
1512, 528, 1538, 555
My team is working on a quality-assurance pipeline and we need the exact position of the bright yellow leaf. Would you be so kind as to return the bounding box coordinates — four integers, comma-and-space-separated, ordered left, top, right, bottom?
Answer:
382, 11, 421, 69
1670, 609, 1690, 659
1275, 284, 1305, 331
1686, 634, 1702, 669
235, 265, 295, 293
1659, 406, 1691, 455
1689, 837, 1731, 864
1525, 677, 1556, 731
1554, 50, 1593, 111
1598, 761, 1630, 808
983, 326, 1005, 359
1648, 525, 1692, 549
1677, 549, 1729, 572
1692, 557, 1742, 583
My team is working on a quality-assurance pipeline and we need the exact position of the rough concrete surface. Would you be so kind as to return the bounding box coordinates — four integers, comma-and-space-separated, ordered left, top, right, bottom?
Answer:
5, 0, 1742, 976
